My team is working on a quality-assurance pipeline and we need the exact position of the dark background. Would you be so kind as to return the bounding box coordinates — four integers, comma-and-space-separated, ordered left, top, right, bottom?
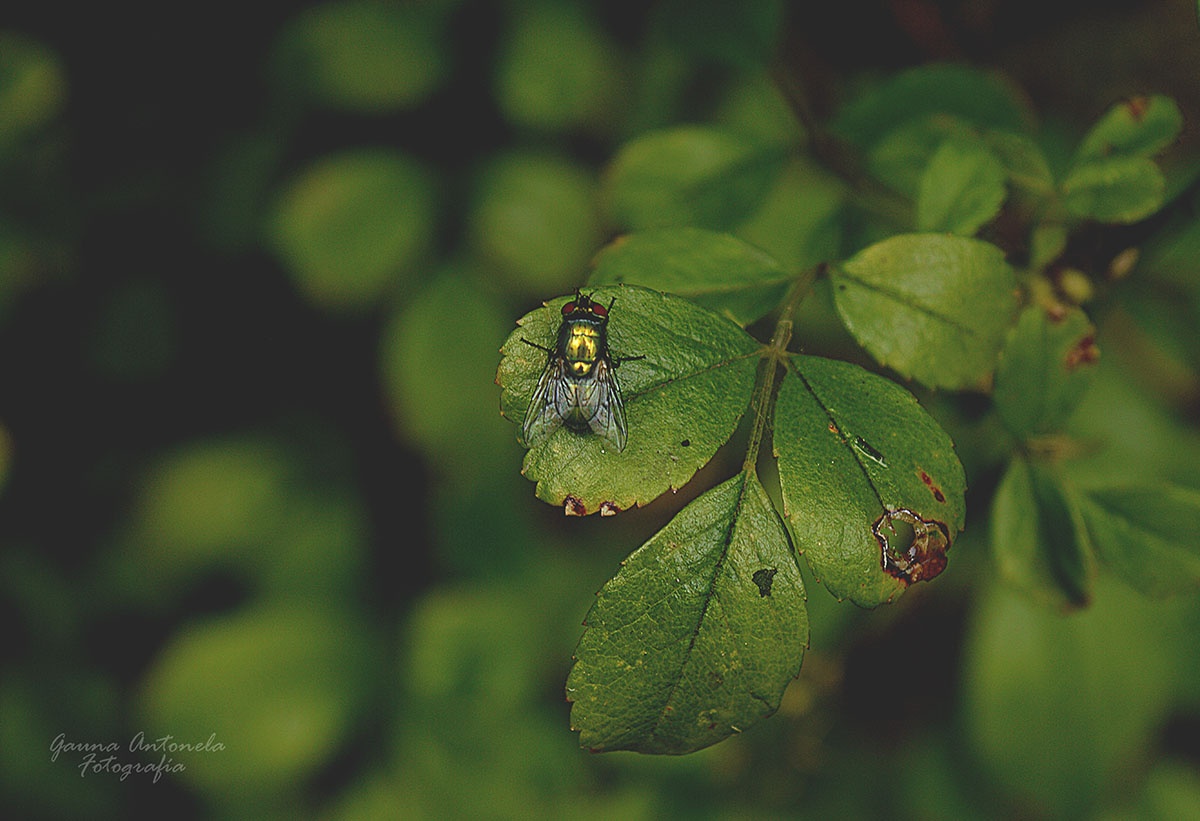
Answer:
1, 1, 1198, 818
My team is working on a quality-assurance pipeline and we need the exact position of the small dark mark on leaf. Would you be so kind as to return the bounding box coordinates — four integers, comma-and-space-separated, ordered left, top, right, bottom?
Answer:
564, 495, 587, 516
680, 438, 691, 447
919, 470, 947, 503
1064, 334, 1099, 371
751, 568, 778, 597
873, 508, 951, 585
1045, 302, 1069, 323
599, 500, 622, 517
828, 422, 839, 434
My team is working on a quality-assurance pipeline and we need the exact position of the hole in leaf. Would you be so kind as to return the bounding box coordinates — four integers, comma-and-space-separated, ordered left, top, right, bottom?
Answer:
872, 508, 950, 585
751, 567, 777, 597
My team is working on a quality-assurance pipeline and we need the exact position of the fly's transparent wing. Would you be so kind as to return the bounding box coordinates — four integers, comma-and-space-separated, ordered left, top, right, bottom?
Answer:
522, 357, 567, 447
585, 358, 628, 452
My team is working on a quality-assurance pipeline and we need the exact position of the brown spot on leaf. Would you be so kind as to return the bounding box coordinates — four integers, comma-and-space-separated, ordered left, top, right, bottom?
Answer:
873, 508, 951, 585
1064, 334, 1100, 371
918, 470, 947, 503
828, 422, 839, 435
1045, 302, 1069, 323
564, 495, 587, 516
599, 500, 622, 517
1126, 96, 1150, 121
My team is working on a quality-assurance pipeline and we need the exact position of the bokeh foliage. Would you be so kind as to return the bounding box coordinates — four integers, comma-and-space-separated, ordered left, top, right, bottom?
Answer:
1, 0, 1199, 818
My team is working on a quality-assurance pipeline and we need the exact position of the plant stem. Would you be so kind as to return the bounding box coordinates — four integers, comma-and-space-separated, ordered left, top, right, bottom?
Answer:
741, 266, 818, 472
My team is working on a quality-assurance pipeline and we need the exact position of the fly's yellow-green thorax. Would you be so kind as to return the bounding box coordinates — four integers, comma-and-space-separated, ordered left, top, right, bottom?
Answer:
564, 324, 601, 376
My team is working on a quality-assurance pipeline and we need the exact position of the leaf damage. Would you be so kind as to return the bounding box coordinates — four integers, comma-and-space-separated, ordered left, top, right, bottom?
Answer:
873, 507, 951, 585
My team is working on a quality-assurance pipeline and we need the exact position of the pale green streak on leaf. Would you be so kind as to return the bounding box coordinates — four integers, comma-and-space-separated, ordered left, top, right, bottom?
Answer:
1061, 154, 1166, 224
588, 228, 791, 326
497, 285, 759, 513
774, 355, 966, 607
566, 471, 808, 754
603, 126, 787, 231
1073, 95, 1183, 166
990, 456, 1094, 610
993, 305, 1098, 439
916, 135, 1007, 235
266, 149, 435, 311
1079, 483, 1200, 598
831, 233, 1018, 389
832, 64, 1032, 150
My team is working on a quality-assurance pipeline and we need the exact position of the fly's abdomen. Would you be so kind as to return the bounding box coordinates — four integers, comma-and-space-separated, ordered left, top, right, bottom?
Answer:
557, 376, 603, 431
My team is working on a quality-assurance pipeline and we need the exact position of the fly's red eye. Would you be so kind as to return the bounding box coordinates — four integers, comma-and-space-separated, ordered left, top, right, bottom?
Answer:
590, 302, 607, 317
562, 302, 576, 315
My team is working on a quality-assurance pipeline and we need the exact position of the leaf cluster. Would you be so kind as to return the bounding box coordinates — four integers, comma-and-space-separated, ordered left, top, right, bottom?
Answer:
498, 63, 1200, 755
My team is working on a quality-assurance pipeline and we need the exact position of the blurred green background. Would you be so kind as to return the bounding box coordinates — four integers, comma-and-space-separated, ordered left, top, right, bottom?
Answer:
1, 1, 1199, 818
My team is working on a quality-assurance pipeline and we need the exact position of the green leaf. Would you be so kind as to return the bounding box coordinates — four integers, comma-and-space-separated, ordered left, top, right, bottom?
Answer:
734, 157, 846, 273
963, 579, 1182, 815
866, 114, 961, 197
993, 304, 1099, 439
497, 285, 759, 514
831, 233, 1018, 389
1061, 154, 1166, 223
274, 1, 449, 112
380, 268, 514, 474
266, 149, 436, 310
494, 1, 621, 131
138, 603, 373, 796
1029, 222, 1068, 271
1073, 95, 1183, 166
990, 456, 1094, 609
916, 135, 1007, 235
566, 471, 808, 754
1078, 483, 1200, 597
588, 228, 791, 326
468, 151, 601, 291
0, 32, 66, 151
603, 125, 787, 231
832, 64, 1032, 150
774, 355, 966, 607
983, 130, 1055, 195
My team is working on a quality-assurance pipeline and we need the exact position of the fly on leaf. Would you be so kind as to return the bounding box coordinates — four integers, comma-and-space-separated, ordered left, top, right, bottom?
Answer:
523, 291, 641, 452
